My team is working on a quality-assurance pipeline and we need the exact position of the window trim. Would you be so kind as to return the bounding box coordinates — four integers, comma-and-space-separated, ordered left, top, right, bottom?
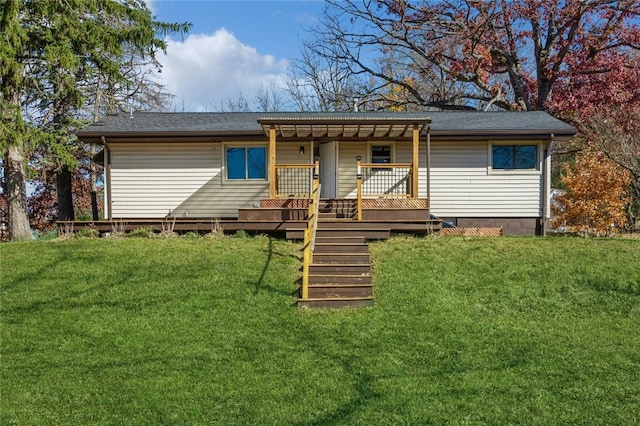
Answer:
223, 143, 268, 182
488, 142, 542, 175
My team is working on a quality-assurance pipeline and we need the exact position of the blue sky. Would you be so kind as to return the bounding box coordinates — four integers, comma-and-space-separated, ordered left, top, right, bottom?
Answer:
147, 1, 325, 111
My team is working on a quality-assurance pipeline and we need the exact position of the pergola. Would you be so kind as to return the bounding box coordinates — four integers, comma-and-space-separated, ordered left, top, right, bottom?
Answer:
257, 115, 432, 199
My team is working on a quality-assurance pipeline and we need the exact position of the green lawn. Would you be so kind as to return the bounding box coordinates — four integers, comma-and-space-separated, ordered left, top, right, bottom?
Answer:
1, 236, 639, 425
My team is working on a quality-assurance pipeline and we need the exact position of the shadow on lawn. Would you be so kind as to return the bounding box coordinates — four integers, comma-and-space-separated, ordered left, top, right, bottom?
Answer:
297, 369, 379, 426
248, 237, 299, 298
0, 246, 70, 293
292, 320, 381, 426
585, 278, 640, 296
0, 244, 167, 318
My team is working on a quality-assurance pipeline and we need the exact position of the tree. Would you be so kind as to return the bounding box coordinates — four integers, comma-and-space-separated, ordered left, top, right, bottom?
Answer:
0, 0, 189, 240
552, 149, 631, 236
306, 0, 640, 233
1, 0, 31, 240
30, 47, 175, 228
547, 46, 640, 229
285, 42, 365, 112
213, 84, 290, 112
307, 0, 640, 112
255, 82, 289, 112
579, 111, 640, 230
213, 92, 251, 112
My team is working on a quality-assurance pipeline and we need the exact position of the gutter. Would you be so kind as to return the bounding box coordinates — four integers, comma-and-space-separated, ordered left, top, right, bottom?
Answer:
77, 129, 261, 144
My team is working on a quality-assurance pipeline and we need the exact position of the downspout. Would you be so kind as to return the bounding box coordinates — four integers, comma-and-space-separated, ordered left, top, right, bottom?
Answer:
541, 134, 553, 235
102, 136, 112, 220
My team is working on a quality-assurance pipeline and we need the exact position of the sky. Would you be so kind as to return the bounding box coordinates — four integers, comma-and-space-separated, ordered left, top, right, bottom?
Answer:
147, 0, 325, 111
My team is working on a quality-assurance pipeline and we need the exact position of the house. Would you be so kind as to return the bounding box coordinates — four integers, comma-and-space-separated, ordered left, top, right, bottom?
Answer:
77, 111, 577, 236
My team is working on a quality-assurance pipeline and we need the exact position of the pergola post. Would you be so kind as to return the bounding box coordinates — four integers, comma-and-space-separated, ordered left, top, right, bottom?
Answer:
269, 124, 276, 198
412, 123, 420, 198
356, 156, 363, 222
426, 125, 431, 203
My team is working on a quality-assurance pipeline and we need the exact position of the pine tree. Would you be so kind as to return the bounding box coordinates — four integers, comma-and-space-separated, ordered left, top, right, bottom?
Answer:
0, 0, 189, 240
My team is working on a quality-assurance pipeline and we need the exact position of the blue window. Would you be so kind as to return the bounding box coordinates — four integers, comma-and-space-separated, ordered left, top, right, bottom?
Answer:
226, 146, 267, 180
492, 145, 537, 170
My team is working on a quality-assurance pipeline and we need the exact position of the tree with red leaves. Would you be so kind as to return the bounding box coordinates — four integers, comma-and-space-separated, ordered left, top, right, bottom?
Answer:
307, 0, 640, 112
302, 0, 640, 230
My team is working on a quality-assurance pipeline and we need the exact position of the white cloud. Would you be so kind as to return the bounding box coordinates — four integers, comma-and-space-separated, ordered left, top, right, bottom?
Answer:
157, 29, 289, 111
142, 0, 157, 14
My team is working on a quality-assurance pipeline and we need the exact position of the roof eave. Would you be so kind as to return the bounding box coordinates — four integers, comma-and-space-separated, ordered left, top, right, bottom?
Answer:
431, 129, 577, 139
77, 129, 262, 143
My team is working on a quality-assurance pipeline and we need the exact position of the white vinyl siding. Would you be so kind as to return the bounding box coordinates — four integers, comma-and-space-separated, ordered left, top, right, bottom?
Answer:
109, 143, 270, 218
423, 140, 543, 217
276, 143, 312, 165
395, 141, 412, 163
107, 139, 543, 219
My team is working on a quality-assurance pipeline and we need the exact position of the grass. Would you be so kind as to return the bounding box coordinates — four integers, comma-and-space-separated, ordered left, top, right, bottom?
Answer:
1, 236, 639, 425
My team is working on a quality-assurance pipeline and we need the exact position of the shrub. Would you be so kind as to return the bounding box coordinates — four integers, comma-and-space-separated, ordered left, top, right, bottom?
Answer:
76, 212, 94, 221
234, 229, 249, 238
127, 227, 155, 238
207, 217, 224, 238
181, 231, 201, 238
157, 230, 178, 239
35, 229, 59, 241
75, 228, 99, 239
552, 149, 631, 236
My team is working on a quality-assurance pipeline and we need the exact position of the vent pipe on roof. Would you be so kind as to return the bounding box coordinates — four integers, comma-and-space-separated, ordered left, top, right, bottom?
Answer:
353, 99, 359, 112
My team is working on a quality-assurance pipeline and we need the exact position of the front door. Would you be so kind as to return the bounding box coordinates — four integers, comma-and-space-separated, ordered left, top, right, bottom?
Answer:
319, 141, 337, 198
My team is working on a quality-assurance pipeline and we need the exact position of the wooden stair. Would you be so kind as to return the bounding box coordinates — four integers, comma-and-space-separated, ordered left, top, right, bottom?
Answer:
298, 203, 384, 308
317, 198, 357, 220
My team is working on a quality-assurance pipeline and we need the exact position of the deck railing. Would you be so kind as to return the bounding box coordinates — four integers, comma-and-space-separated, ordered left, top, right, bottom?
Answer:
301, 172, 321, 300
356, 157, 414, 221
274, 164, 316, 198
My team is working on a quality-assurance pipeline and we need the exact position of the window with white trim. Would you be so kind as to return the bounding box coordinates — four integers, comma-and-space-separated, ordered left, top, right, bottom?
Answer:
492, 145, 538, 170
226, 146, 267, 180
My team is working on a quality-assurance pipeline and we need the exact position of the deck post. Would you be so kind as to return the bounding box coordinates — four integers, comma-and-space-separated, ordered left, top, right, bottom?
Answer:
412, 123, 420, 198
356, 156, 363, 221
302, 228, 310, 299
426, 124, 431, 203
269, 124, 277, 198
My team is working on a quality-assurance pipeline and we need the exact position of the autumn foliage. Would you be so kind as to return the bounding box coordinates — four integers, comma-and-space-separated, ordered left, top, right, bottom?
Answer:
27, 169, 103, 233
552, 150, 631, 236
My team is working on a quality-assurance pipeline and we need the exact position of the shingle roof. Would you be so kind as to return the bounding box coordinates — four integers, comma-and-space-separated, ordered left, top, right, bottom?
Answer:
77, 111, 576, 141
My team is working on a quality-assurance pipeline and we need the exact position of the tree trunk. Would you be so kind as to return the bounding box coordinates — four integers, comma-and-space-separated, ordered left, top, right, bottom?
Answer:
90, 163, 99, 220
56, 165, 75, 221
6, 144, 31, 241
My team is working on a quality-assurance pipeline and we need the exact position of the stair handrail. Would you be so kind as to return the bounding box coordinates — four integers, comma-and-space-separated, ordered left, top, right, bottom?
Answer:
310, 182, 321, 252
301, 162, 320, 300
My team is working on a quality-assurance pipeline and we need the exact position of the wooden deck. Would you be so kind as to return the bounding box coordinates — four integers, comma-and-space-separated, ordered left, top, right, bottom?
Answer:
58, 198, 442, 237
58, 217, 441, 237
